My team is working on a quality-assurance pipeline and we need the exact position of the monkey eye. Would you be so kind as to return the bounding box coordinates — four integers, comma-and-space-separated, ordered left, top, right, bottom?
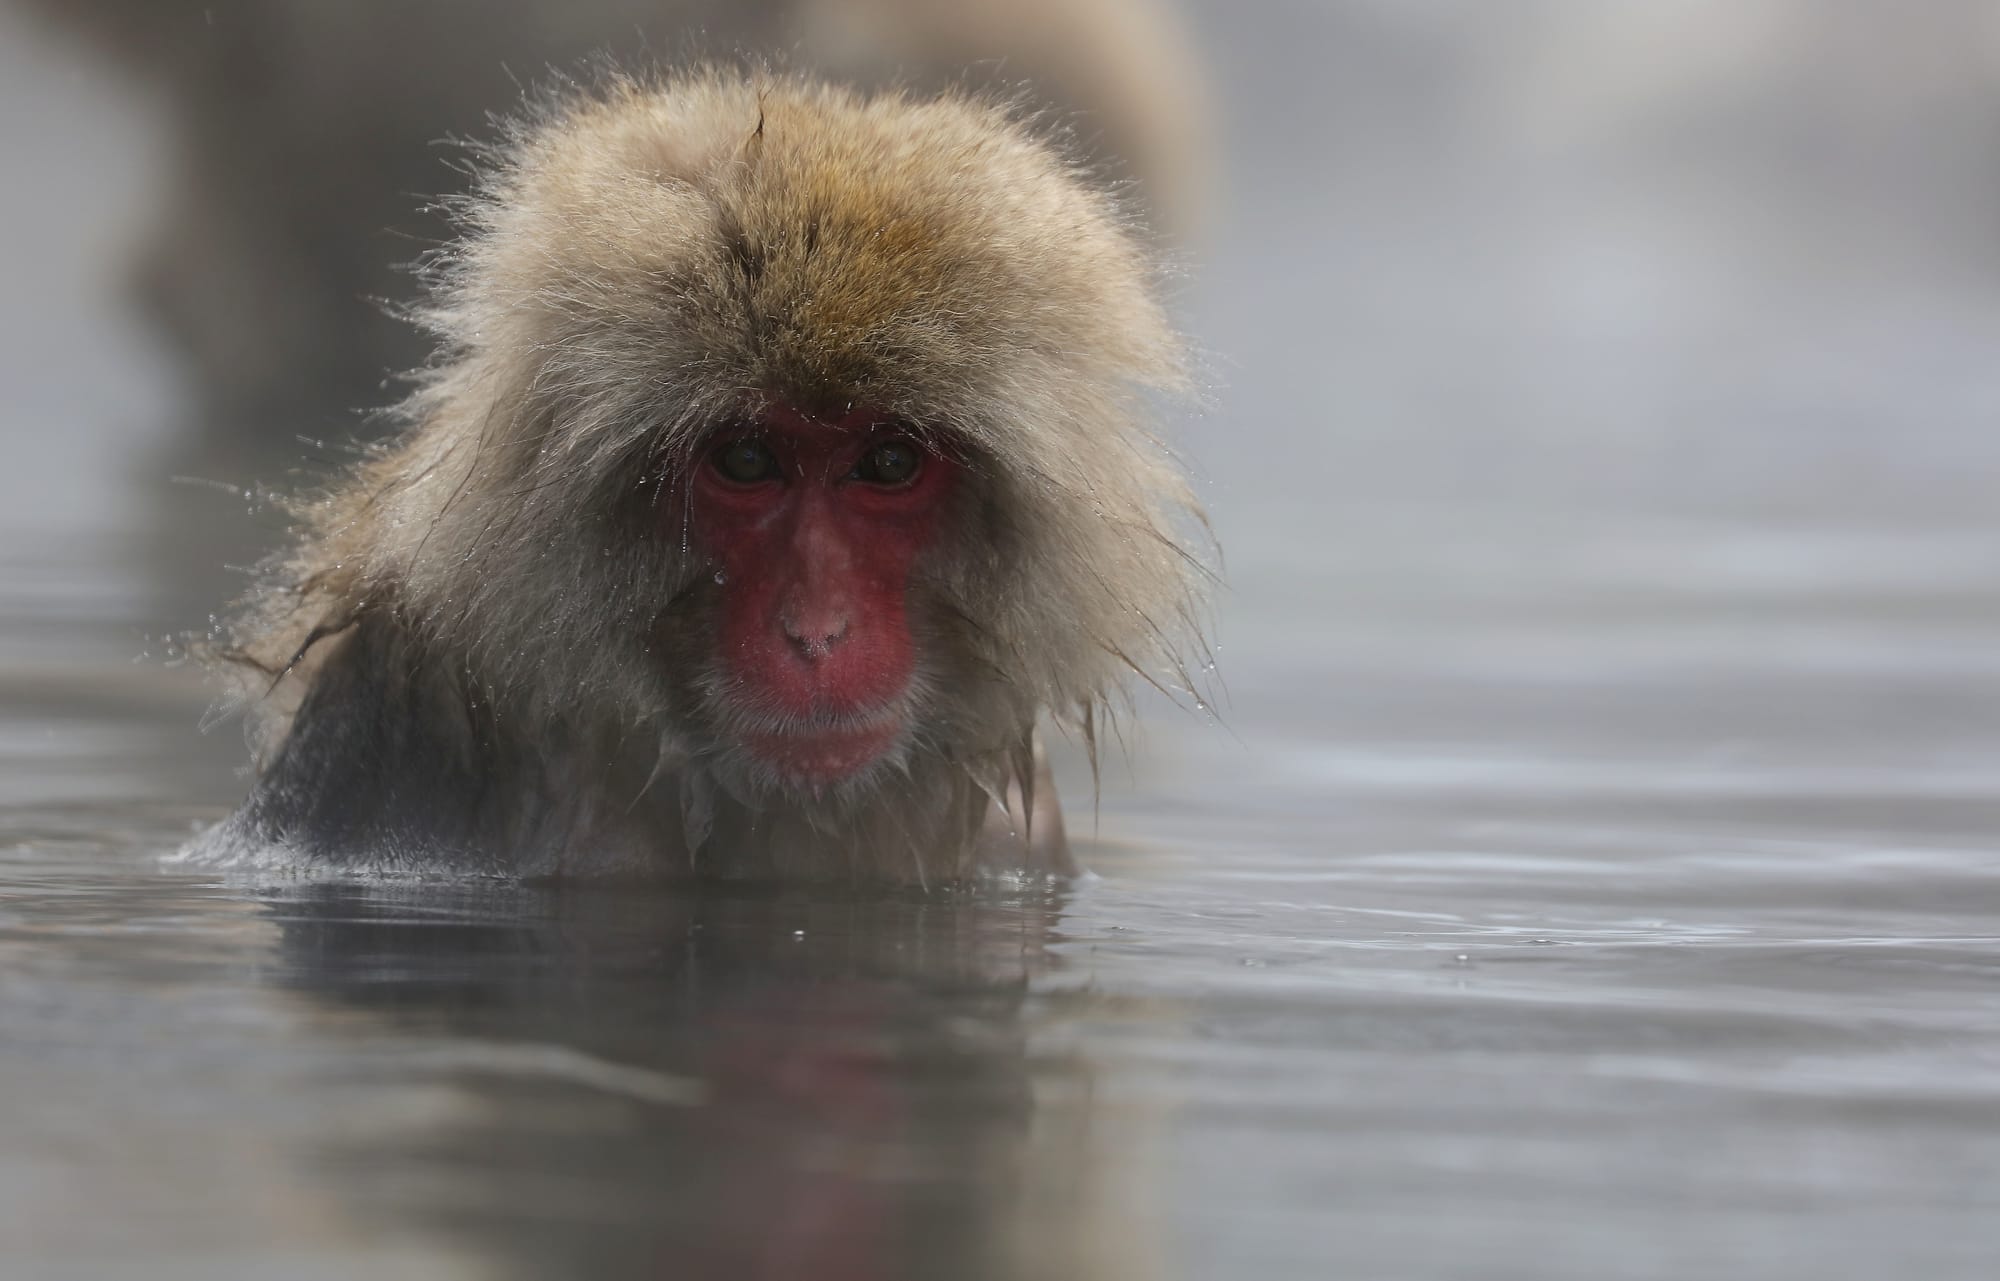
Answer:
850, 438, 923, 486
711, 438, 779, 485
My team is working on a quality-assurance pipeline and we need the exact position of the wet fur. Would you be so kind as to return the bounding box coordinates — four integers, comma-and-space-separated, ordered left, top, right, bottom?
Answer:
192, 70, 1210, 884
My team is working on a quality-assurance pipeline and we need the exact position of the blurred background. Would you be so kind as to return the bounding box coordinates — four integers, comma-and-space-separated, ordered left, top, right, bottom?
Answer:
4, 3, 2000, 1279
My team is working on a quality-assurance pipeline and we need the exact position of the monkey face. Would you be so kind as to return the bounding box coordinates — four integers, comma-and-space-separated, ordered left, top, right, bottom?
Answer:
685, 402, 961, 793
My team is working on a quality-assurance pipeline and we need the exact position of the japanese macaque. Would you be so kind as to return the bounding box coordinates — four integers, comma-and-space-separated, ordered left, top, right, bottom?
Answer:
190, 72, 1211, 884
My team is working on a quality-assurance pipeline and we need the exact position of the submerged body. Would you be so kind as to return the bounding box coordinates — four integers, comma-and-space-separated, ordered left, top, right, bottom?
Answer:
192, 72, 1209, 884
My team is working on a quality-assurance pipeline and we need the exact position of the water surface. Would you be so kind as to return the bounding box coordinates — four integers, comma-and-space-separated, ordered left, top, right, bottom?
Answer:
6, 518, 2000, 1280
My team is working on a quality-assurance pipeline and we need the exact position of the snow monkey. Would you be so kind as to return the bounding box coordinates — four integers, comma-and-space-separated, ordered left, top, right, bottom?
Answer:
189, 72, 1213, 885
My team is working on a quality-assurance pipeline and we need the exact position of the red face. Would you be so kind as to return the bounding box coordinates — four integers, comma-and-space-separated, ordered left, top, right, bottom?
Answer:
689, 404, 958, 790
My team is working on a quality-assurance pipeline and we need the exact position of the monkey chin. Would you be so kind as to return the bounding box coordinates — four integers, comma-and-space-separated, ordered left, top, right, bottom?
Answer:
713, 686, 919, 802
741, 720, 905, 795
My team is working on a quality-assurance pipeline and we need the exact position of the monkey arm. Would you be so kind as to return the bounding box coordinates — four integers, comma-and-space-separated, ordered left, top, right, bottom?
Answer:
189, 615, 558, 877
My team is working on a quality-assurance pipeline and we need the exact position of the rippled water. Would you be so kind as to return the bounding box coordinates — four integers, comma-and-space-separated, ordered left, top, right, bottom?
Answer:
7, 515, 2000, 1280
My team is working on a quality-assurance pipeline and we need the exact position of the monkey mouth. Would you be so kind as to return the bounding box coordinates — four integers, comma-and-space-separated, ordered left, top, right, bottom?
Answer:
701, 669, 920, 793
741, 718, 905, 787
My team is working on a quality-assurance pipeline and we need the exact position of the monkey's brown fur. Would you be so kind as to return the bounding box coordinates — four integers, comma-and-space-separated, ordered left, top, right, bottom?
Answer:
196, 70, 1211, 884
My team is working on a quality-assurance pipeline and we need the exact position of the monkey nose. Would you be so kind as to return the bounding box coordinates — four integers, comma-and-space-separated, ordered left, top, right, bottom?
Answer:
780, 611, 850, 661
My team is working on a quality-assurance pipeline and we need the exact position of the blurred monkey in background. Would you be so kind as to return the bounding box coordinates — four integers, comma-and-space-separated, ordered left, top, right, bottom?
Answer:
15, 0, 1210, 458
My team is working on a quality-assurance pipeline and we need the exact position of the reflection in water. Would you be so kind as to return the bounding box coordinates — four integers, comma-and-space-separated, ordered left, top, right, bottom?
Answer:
255, 880, 1131, 1281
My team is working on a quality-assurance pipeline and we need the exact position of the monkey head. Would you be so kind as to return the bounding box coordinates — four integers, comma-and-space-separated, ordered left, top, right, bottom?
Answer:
221, 71, 1212, 871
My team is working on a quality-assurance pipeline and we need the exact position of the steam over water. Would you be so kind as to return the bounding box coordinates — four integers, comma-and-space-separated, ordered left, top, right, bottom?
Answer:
5, 3, 2000, 1278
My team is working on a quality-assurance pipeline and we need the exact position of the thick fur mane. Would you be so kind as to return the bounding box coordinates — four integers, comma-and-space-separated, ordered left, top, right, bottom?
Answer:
202, 69, 1210, 883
